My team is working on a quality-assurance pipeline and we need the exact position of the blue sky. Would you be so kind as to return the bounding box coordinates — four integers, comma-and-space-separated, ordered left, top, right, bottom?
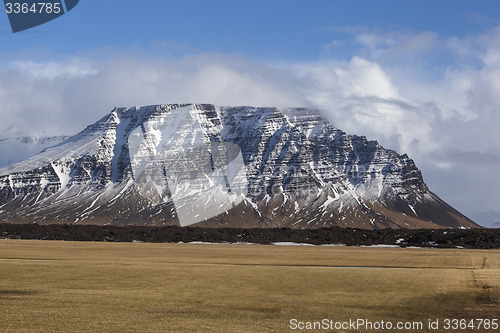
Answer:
2, 0, 499, 60
1, 0, 500, 227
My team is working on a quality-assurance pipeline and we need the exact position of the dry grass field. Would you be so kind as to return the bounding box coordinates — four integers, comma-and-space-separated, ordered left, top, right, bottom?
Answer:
0, 240, 499, 332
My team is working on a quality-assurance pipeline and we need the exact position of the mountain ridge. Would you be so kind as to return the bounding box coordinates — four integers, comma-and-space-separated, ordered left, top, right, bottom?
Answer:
0, 103, 479, 229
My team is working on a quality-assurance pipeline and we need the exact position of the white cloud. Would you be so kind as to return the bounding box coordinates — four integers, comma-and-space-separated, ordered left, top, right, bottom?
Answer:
10, 58, 97, 80
0, 54, 305, 137
355, 30, 440, 61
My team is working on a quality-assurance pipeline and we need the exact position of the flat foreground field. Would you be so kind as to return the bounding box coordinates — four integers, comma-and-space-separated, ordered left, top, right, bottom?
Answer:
0, 240, 499, 332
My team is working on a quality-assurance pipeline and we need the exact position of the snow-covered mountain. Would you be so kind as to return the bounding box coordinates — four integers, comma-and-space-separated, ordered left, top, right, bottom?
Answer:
0, 104, 478, 229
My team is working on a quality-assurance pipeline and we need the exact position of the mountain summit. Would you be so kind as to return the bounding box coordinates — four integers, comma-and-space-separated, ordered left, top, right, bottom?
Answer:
0, 104, 478, 229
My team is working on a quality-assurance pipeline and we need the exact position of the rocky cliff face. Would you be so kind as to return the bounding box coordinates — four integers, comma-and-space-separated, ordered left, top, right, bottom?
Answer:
0, 104, 478, 229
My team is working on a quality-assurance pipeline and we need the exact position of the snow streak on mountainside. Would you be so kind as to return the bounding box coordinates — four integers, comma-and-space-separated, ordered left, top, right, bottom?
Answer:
0, 104, 478, 229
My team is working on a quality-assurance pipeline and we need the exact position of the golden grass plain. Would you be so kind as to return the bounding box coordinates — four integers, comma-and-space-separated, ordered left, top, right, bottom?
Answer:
0, 239, 499, 332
